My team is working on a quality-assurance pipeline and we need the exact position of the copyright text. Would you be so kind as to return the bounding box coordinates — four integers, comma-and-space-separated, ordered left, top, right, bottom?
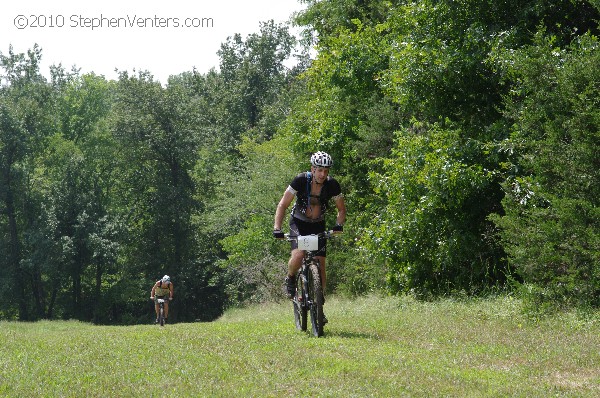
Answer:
13, 14, 215, 30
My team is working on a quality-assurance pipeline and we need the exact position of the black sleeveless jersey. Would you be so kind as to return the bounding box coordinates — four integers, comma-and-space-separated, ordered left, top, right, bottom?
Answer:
288, 172, 342, 222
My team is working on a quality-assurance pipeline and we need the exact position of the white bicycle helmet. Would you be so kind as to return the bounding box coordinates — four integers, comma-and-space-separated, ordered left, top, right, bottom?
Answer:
161, 275, 170, 283
310, 151, 333, 168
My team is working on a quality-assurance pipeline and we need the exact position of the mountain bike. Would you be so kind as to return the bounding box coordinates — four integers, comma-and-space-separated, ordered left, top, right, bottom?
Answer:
285, 231, 335, 337
151, 297, 169, 326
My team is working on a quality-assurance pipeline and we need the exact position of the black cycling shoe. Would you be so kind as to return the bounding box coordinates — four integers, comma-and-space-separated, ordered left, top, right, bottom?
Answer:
285, 275, 296, 299
154, 318, 159, 324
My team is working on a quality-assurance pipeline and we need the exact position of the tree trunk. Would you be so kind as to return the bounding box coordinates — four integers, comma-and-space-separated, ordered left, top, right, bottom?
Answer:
31, 268, 46, 319
47, 287, 58, 319
4, 173, 29, 320
94, 263, 103, 323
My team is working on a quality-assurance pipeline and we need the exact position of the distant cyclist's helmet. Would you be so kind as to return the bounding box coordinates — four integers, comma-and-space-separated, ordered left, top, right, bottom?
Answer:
310, 151, 333, 168
162, 275, 170, 283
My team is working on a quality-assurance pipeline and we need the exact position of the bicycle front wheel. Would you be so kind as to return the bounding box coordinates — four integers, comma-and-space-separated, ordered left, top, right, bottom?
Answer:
159, 306, 165, 326
293, 274, 307, 331
307, 261, 324, 337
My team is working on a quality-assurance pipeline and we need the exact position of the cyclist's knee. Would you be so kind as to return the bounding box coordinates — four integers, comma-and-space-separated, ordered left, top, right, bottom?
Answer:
290, 249, 304, 263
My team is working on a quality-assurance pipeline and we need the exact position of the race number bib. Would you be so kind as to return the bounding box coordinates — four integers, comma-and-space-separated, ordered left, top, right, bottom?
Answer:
297, 235, 319, 251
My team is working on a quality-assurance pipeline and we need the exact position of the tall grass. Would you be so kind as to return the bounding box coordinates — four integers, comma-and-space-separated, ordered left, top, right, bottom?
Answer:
1, 295, 598, 397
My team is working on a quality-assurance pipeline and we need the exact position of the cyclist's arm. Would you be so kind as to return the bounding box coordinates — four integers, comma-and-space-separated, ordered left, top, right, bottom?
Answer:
169, 283, 174, 299
150, 282, 157, 298
334, 195, 346, 227
274, 190, 295, 230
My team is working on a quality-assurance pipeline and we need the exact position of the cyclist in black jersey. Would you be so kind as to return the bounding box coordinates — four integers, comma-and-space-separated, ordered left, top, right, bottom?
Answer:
273, 152, 346, 307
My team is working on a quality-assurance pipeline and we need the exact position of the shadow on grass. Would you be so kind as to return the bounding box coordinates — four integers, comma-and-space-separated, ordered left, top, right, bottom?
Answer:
325, 329, 380, 340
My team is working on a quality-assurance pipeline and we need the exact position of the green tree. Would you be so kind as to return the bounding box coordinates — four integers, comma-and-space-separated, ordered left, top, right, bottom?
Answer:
492, 31, 600, 307
21, 71, 119, 322
0, 45, 55, 320
217, 20, 296, 146
111, 70, 227, 322
291, 0, 599, 297
365, 123, 505, 296
207, 21, 318, 303
218, 136, 299, 304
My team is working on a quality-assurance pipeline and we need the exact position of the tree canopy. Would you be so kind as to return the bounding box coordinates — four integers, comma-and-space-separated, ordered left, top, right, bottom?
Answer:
1, 1, 598, 322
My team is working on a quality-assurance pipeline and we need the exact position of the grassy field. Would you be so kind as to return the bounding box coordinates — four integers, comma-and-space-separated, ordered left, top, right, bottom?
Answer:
1, 295, 599, 397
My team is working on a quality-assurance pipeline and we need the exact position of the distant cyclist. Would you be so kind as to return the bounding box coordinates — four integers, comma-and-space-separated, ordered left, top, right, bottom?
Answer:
273, 151, 346, 305
150, 275, 173, 323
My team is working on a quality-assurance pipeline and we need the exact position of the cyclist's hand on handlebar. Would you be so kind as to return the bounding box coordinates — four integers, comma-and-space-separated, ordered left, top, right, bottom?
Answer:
332, 224, 344, 234
150, 296, 155, 300
273, 229, 285, 239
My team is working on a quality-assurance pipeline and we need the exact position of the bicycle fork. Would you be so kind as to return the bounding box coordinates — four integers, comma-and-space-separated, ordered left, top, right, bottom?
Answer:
298, 271, 307, 304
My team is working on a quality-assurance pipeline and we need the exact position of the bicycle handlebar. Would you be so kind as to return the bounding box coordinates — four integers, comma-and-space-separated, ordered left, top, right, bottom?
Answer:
284, 230, 338, 241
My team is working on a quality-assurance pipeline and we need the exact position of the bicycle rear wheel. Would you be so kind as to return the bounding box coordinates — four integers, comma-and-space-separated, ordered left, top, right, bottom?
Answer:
293, 274, 307, 331
307, 261, 324, 337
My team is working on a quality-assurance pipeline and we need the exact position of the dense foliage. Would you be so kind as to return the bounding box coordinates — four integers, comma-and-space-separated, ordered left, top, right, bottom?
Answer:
1, 1, 598, 322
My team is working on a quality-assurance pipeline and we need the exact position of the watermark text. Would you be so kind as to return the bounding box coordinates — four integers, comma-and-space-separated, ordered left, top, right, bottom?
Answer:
14, 14, 214, 30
